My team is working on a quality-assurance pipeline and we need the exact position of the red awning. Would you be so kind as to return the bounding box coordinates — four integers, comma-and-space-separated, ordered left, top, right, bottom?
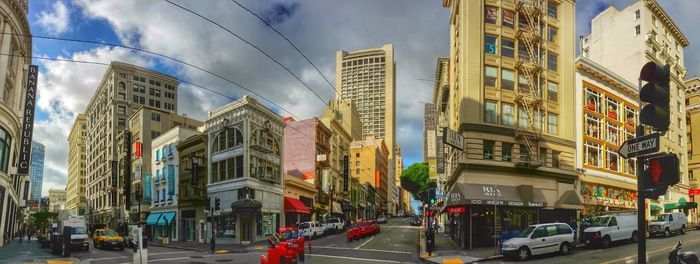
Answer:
284, 197, 310, 214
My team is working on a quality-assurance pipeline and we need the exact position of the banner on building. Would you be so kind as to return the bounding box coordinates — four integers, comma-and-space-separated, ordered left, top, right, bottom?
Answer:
168, 164, 175, 196
143, 173, 151, 201
428, 158, 437, 181
322, 169, 331, 193
124, 132, 132, 207
111, 160, 118, 187
427, 130, 436, 158
343, 155, 349, 192
135, 140, 142, 158
436, 133, 444, 174
191, 158, 199, 187
18, 65, 39, 175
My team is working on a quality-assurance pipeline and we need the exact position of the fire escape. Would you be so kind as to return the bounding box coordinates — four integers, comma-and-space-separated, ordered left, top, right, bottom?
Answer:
514, 0, 544, 168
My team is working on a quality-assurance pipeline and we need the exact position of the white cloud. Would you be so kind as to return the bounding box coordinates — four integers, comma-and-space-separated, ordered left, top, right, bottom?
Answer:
37, 1, 70, 35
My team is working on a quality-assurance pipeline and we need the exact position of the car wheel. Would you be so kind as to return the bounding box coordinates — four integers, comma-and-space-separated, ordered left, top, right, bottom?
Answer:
681, 225, 687, 234
299, 252, 305, 262
518, 247, 530, 261
664, 228, 671, 238
601, 236, 611, 249
559, 242, 570, 255
630, 231, 638, 243
279, 256, 286, 264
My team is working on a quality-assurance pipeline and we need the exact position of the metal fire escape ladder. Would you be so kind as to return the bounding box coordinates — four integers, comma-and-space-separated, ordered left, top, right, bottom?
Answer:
514, 0, 544, 168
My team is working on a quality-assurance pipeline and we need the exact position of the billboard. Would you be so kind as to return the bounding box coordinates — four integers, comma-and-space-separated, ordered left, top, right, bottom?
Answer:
18, 65, 39, 174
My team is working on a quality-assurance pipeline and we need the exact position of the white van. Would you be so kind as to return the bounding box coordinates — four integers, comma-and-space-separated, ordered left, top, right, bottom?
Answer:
583, 213, 638, 248
649, 212, 687, 237
298, 221, 325, 238
501, 223, 575, 261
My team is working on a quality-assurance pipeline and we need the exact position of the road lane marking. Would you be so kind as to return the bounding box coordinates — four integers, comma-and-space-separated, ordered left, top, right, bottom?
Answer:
81, 256, 128, 262
598, 236, 700, 264
313, 246, 411, 254
149, 256, 190, 262
306, 253, 401, 263
355, 236, 374, 249
148, 251, 191, 256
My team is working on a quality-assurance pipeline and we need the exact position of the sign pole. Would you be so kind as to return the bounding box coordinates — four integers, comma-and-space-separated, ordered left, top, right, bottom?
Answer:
636, 78, 646, 264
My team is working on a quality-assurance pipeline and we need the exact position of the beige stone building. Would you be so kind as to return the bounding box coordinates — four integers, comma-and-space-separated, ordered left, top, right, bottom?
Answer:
685, 77, 700, 221
85, 62, 178, 228
320, 114, 353, 217
65, 114, 87, 216
337, 44, 397, 215
49, 189, 67, 212
442, 0, 578, 249
582, 0, 691, 217
349, 135, 389, 217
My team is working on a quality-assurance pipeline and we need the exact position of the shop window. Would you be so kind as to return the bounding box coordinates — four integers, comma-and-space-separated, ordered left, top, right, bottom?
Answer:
548, 27, 558, 44
547, 82, 558, 102
502, 38, 515, 58
502, 143, 512, 162
552, 151, 560, 168
585, 87, 602, 113
625, 106, 636, 127
607, 149, 620, 172
502, 69, 515, 90
502, 9, 515, 28
502, 103, 514, 126
585, 141, 602, 167
485, 6, 498, 24
485, 34, 498, 55
606, 97, 620, 121
548, 113, 558, 134
484, 101, 497, 124
483, 140, 494, 160
606, 122, 620, 145
585, 114, 601, 139
484, 66, 497, 87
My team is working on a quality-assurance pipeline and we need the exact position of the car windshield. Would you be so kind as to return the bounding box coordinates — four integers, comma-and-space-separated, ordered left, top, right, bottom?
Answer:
299, 223, 309, 229
283, 231, 298, 239
516, 226, 536, 238
71, 227, 87, 235
103, 230, 118, 236
654, 214, 669, 221
590, 217, 610, 227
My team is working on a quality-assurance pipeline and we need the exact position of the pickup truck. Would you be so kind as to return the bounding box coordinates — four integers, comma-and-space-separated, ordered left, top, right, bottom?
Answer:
322, 218, 345, 233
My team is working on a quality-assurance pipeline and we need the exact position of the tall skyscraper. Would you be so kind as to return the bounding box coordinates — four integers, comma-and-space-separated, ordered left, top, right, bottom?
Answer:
85, 61, 178, 228
442, 0, 577, 249
66, 114, 87, 216
29, 142, 45, 201
336, 44, 397, 215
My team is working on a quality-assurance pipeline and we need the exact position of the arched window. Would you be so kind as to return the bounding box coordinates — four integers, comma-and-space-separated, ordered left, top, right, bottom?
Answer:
0, 127, 11, 173
212, 127, 243, 153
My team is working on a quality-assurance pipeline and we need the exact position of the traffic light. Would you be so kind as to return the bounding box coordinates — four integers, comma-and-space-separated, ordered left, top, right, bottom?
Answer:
644, 154, 680, 199
430, 198, 435, 205
639, 62, 671, 131
215, 197, 221, 211
205, 197, 211, 211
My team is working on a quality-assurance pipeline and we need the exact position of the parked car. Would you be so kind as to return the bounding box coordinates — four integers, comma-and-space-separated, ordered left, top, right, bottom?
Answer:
368, 220, 380, 235
261, 236, 295, 264
583, 212, 639, 248
376, 215, 387, 224
93, 228, 125, 250
322, 218, 345, 234
298, 221, 325, 238
650, 212, 687, 238
279, 227, 305, 262
346, 223, 361, 242
410, 216, 422, 226
501, 223, 575, 261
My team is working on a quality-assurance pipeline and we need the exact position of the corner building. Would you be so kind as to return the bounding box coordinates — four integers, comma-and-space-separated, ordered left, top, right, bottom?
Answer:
65, 114, 87, 216
442, 0, 578, 250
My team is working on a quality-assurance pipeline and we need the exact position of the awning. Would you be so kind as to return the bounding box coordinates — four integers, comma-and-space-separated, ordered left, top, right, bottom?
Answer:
665, 198, 698, 210
145, 212, 162, 225
231, 199, 262, 213
284, 197, 310, 214
446, 183, 547, 208
332, 202, 342, 214
341, 201, 355, 212
555, 190, 584, 210
650, 204, 662, 211
157, 211, 176, 226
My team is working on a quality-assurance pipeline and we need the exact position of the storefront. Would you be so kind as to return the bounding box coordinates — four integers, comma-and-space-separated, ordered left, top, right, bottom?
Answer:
664, 198, 698, 216
580, 182, 637, 216
284, 197, 310, 227
445, 183, 553, 249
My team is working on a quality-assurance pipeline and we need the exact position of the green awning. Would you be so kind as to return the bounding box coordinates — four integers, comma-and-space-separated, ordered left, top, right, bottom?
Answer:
664, 198, 698, 210
650, 204, 662, 211
157, 211, 176, 226
145, 213, 162, 225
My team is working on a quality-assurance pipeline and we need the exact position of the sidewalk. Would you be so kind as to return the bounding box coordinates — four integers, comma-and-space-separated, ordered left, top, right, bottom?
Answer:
0, 237, 78, 264
419, 226, 502, 264
149, 239, 268, 253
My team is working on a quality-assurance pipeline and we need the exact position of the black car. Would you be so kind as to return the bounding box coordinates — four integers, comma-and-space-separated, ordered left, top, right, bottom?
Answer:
410, 217, 422, 226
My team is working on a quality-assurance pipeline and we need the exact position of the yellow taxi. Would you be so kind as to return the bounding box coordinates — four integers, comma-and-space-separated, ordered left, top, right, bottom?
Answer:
93, 228, 125, 250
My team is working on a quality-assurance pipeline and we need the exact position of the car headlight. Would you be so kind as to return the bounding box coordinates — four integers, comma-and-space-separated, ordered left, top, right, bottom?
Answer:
504, 244, 517, 249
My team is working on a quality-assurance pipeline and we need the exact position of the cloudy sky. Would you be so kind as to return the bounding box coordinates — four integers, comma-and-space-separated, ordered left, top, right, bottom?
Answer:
27, 0, 700, 197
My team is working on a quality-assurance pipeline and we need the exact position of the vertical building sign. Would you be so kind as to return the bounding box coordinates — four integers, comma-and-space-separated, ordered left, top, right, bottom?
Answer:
111, 160, 118, 207
18, 65, 38, 175
143, 173, 152, 202
191, 158, 199, 187
343, 155, 349, 192
124, 132, 132, 207
437, 135, 445, 174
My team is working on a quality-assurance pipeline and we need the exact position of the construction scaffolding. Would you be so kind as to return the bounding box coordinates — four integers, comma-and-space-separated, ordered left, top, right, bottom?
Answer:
514, 0, 544, 168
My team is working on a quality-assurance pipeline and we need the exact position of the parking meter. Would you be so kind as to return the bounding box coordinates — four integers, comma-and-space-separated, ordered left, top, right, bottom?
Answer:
62, 226, 71, 257
426, 229, 435, 255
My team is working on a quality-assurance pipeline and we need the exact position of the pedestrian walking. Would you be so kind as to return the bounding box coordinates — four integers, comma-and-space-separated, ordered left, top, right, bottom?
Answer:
18, 230, 22, 244
27, 230, 32, 243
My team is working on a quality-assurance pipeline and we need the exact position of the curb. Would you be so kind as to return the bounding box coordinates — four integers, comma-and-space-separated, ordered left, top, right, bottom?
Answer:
149, 243, 259, 254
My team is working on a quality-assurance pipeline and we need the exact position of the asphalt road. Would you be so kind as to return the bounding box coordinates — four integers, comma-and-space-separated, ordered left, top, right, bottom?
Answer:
481, 229, 700, 264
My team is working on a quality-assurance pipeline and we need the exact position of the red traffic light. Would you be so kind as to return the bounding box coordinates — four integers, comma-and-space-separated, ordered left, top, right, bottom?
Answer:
645, 154, 679, 186
649, 158, 662, 184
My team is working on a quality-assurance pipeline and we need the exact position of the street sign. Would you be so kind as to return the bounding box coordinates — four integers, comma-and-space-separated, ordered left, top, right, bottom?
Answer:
618, 133, 660, 159
436, 187, 443, 199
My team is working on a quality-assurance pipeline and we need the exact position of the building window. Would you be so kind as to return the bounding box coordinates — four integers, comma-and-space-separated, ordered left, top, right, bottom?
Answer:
501, 38, 515, 58
652, 16, 658, 27
552, 151, 560, 168
518, 107, 528, 128
548, 27, 558, 44
117, 118, 126, 127
502, 143, 512, 161
606, 97, 620, 121
152, 113, 161, 121
585, 87, 602, 113
212, 127, 244, 153
501, 69, 515, 90
484, 66, 497, 87
483, 140, 494, 160
117, 93, 125, 100
547, 1, 557, 18
539, 148, 547, 166
0, 127, 11, 173
502, 9, 514, 28
484, 101, 497, 124
625, 106, 637, 127
585, 114, 602, 139
607, 149, 620, 172
502, 103, 514, 126
547, 52, 557, 71
117, 105, 126, 115
485, 34, 498, 55
634, 25, 641, 36
634, 9, 640, 20
151, 131, 160, 138
547, 82, 558, 102
485, 6, 498, 24
548, 113, 558, 134
585, 141, 602, 167
140, 96, 145, 105
518, 74, 528, 91
606, 122, 620, 145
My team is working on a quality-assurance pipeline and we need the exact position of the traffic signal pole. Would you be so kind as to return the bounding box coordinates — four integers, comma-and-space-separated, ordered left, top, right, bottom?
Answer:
636, 123, 646, 264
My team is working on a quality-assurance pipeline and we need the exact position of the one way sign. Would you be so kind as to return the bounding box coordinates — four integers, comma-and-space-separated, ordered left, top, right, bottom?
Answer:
618, 133, 660, 159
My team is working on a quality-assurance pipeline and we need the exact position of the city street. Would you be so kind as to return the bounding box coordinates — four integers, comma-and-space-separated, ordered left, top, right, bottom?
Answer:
481, 230, 700, 264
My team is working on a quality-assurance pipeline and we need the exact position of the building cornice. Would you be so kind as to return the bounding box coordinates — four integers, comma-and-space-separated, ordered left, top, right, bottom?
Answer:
644, 0, 689, 47
575, 57, 639, 97
460, 123, 576, 147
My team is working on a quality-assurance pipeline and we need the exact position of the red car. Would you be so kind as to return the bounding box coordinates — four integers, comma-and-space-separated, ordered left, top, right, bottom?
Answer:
346, 223, 362, 241
261, 235, 298, 264
367, 220, 380, 235
279, 227, 305, 261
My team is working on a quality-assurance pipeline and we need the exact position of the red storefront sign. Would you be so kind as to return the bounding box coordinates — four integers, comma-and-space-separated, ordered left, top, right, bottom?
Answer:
135, 140, 142, 158
447, 207, 466, 214
689, 189, 700, 196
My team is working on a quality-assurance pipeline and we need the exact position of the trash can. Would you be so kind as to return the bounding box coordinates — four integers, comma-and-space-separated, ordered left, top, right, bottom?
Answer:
51, 234, 63, 255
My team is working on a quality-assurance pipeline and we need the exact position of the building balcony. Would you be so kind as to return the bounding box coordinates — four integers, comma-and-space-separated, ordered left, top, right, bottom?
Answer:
514, 92, 542, 107
251, 142, 274, 154
515, 0, 542, 17
516, 27, 542, 44
514, 127, 542, 140
514, 154, 541, 169
515, 55, 542, 75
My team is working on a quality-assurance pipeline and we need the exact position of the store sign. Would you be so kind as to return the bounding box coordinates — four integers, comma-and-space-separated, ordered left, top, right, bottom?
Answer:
18, 65, 39, 175
447, 207, 466, 214
443, 127, 464, 150
111, 160, 118, 187
437, 137, 444, 174
466, 199, 544, 207
191, 159, 199, 187
428, 158, 437, 181
448, 192, 462, 203
427, 130, 436, 158
135, 140, 142, 158
690, 189, 700, 196
436, 187, 443, 199
343, 155, 349, 192
482, 186, 502, 197
583, 195, 637, 208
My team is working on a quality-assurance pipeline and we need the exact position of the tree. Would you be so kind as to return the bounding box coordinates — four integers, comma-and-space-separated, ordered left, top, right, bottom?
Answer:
30, 210, 58, 234
400, 162, 429, 200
